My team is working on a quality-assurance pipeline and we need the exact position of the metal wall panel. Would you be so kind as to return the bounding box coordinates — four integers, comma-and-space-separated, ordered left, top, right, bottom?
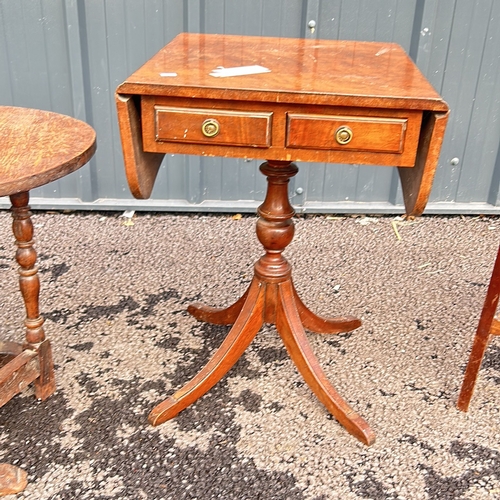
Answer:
417, 0, 500, 208
1, 0, 499, 214
0, 0, 90, 202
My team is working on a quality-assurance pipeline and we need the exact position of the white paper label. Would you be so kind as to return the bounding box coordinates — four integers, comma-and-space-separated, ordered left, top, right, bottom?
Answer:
209, 65, 271, 77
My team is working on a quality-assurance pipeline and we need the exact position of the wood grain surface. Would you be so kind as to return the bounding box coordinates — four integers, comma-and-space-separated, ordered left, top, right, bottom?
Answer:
116, 33, 449, 214
118, 33, 448, 112
0, 106, 96, 197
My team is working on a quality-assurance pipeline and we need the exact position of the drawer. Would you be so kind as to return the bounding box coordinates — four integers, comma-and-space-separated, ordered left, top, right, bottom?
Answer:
286, 113, 409, 153
155, 106, 272, 148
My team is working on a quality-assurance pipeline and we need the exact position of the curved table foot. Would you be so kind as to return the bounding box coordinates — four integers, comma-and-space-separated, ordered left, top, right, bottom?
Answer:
0, 463, 28, 496
187, 283, 251, 325
276, 281, 375, 445
149, 279, 264, 426
292, 282, 361, 334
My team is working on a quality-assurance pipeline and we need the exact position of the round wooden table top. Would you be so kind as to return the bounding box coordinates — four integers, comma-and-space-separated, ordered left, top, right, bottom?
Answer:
0, 106, 96, 198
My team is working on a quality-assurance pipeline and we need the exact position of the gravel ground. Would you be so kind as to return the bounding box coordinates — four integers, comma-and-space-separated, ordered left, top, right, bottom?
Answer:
1, 210, 500, 499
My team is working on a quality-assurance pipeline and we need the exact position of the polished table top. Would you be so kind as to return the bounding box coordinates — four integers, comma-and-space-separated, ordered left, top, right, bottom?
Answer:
118, 33, 447, 112
0, 106, 96, 197
116, 33, 449, 215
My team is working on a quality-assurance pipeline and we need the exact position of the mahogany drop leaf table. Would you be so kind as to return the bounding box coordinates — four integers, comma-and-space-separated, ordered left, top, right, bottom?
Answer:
116, 34, 448, 445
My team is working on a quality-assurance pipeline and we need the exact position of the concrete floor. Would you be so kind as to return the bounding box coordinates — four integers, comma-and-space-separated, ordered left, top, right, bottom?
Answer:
1, 210, 500, 499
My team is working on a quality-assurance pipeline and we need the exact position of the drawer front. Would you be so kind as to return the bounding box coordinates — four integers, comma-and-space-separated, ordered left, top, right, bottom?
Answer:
286, 113, 408, 153
155, 106, 272, 147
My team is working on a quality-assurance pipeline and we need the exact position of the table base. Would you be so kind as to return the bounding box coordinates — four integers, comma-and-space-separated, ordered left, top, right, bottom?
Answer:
0, 192, 55, 408
148, 161, 375, 445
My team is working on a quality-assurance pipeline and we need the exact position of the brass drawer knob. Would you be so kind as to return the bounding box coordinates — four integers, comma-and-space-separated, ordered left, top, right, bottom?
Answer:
201, 118, 220, 138
335, 126, 353, 145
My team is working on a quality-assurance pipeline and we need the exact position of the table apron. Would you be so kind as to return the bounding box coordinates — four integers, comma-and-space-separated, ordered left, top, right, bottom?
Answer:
141, 96, 423, 167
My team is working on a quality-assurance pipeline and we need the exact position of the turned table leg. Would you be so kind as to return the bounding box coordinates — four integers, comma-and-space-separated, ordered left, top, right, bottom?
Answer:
0, 192, 56, 497
150, 161, 374, 445
9, 191, 55, 401
457, 244, 500, 411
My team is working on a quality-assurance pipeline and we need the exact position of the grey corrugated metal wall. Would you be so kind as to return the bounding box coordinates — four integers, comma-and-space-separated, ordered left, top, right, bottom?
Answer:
1, 0, 499, 214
